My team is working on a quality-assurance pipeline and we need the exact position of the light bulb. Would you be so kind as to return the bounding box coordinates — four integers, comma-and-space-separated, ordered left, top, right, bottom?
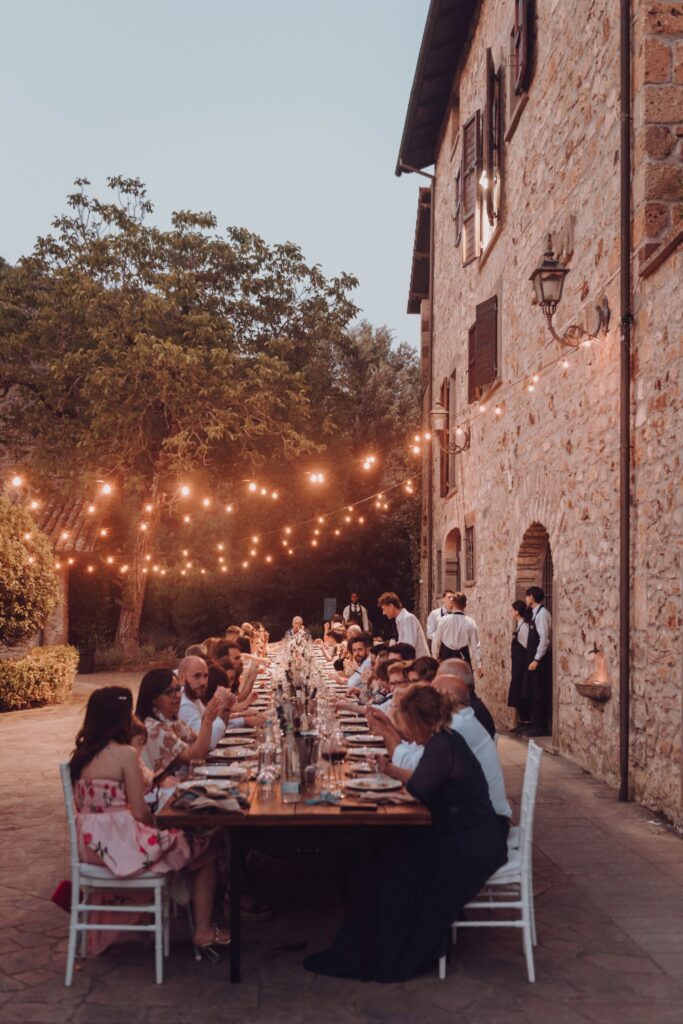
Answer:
311, 539, 318, 547
250, 549, 257, 557
248, 482, 257, 492
61, 531, 69, 541
260, 488, 268, 496
532, 373, 540, 383
527, 384, 535, 393
145, 503, 153, 513
411, 445, 420, 454
242, 561, 249, 569
334, 529, 340, 536
121, 564, 129, 573
202, 497, 211, 507
562, 358, 570, 369
265, 555, 273, 563
183, 515, 191, 524
318, 516, 324, 524
23, 532, 31, 541
180, 485, 190, 497
221, 565, 227, 572
11, 475, 23, 488
345, 515, 352, 523
55, 561, 62, 569
27, 555, 35, 565
87, 504, 96, 514
226, 504, 234, 513
494, 406, 502, 416
106, 556, 114, 565
271, 491, 279, 500
182, 549, 189, 557
251, 535, 259, 544
99, 528, 108, 538
67, 558, 75, 566
284, 526, 292, 535
87, 565, 94, 573
101, 483, 112, 495
180, 569, 186, 576
479, 404, 487, 413
217, 543, 224, 551
145, 554, 151, 561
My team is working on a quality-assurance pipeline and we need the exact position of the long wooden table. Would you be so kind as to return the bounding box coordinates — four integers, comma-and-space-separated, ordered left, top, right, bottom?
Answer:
156, 660, 431, 981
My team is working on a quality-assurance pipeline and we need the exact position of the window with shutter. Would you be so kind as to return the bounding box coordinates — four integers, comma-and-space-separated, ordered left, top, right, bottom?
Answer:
467, 323, 477, 404
454, 167, 462, 247
461, 112, 481, 265
467, 296, 499, 404
465, 524, 476, 583
483, 49, 501, 231
508, 0, 533, 133
475, 295, 498, 393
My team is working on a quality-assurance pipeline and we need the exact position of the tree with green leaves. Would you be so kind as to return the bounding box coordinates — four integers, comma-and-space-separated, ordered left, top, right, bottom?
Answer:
0, 497, 58, 646
0, 177, 358, 646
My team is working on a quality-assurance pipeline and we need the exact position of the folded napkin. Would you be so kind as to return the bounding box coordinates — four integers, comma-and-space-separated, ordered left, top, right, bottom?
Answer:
305, 790, 341, 806
173, 783, 249, 814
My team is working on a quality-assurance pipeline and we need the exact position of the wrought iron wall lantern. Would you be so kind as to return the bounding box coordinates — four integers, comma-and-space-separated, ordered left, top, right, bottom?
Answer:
429, 402, 471, 454
530, 235, 610, 348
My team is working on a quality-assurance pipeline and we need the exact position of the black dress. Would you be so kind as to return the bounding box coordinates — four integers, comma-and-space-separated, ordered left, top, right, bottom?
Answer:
304, 730, 508, 982
507, 622, 529, 714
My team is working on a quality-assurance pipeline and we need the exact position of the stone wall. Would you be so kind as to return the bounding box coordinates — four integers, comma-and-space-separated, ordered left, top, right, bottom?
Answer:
424, 0, 682, 820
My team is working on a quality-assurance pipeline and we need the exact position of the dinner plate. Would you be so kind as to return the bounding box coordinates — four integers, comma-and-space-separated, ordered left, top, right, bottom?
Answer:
210, 747, 255, 760
193, 765, 248, 779
225, 727, 256, 735
347, 746, 388, 758
342, 724, 370, 733
346, 734, 385, 744
344, 775, 402, 792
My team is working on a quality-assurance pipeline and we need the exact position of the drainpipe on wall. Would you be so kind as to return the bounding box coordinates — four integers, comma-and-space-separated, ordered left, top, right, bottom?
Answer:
427, 175, 435, 611
618, 0, 633, 802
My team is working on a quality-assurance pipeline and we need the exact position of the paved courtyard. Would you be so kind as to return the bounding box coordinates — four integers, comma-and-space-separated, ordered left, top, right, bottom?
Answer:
1, 673, 682, 1024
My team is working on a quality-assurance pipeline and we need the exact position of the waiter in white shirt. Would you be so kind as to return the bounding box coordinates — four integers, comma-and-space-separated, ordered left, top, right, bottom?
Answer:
431, 592, 483, 677
342, 592, 370, 632
524, 586, 552, 736
426, 589, 456, 640
377, 591, 430, 659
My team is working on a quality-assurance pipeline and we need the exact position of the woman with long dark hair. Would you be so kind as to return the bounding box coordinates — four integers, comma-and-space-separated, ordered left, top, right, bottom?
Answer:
507, 599, 531, 731
304, 686, 507, 982
70, 686, 229, 952
135, 667, 221, 777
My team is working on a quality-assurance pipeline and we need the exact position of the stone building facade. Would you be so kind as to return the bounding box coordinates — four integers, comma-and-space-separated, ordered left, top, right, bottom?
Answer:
398, 1, 682, 821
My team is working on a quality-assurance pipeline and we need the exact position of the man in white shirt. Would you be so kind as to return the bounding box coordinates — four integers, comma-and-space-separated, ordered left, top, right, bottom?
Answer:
377, 591, 430, 659
344, 634, 372, 692
426, 589, 456, 641
432, 592, 483, 677
342, 592, 370, 632
524, 586, 553, 736
367, 676, 510, 820
178, 656, 235, 749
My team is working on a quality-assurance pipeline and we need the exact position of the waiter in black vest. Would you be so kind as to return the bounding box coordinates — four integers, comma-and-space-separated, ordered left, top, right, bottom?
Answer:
431, 592, 483, 678
524, 586, 552, 736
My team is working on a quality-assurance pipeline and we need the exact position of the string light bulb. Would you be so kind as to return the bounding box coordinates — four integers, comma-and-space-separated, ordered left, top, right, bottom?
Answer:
101, 483, 112, 495
99, 528, 108, 538
182, 549, 189, 557
494, 405, 502, 417
60, 530, 69, 541
87, 504, 96, 514
225, 504, 234, 513
271, 491, 279, 500
532, 373, 540, 384
55, 560, 62, 569
562, 358, 570, 369
11, 475, 23, 488
202, 497, 211, 508
145, 554, 152, 562
284, 527, 292, 535
67, 558, 75, 566
27, 555, 35, 565
242, 561, 249, 569
106, 556, 114, 565
23, 532, 32, 541
217, 543, 224, 551
120, 564, 129, 573
29, 499, 40, 511
183, 515, 191, 524
248, 482, 258, 493
411, 445, 420, 455
180, 485, 190, 497
479, 403, 487, 413
251, 535, 259, 544
145, 503, 153, 513
87, 565, 94, 573
265, 555, 273, 563
309, 472, 324, 484
139, 522, 148, 531
221, 565, 227, 573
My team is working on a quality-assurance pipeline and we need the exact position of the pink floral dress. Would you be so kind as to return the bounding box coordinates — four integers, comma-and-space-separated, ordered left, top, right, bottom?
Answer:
74, 778, 200, 877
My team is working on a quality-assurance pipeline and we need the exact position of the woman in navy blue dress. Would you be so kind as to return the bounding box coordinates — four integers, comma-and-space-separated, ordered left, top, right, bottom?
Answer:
304, 686, 508, 982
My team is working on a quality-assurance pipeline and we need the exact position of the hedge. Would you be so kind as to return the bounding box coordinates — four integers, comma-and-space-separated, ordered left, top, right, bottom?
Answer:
0, 645, 79, 712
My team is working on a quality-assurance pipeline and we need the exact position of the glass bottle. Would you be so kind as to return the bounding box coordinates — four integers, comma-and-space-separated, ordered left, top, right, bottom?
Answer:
280, 724, 301, 803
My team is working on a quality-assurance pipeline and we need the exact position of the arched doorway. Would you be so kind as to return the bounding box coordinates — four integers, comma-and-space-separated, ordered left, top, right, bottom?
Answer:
443, 527, 462, 593
516, 523, 554, 737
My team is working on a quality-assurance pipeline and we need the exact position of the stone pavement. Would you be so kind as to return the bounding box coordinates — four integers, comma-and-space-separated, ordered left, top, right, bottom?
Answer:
1, 673, 682, 1024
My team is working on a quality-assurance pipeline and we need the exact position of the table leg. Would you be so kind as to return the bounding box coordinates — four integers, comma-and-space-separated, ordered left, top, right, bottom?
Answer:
229, 828, 242, 983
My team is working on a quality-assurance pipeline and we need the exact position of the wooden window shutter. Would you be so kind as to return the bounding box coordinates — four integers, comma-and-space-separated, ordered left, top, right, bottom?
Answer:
439, 379, 448, 497
467, 323, 477, 404
461, 112, 481, 265
475, 295, 498, 392
454, 167, 462, 247
483, 49, 499, 227
514, 0, 531, 95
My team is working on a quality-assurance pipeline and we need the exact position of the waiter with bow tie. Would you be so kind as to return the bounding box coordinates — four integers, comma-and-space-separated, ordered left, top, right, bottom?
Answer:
342, 591, 370, 632
426, 589, 456, 641
431, 592, 484, 678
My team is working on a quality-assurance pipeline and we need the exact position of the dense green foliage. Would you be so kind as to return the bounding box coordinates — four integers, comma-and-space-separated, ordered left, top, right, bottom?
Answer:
0, 497, 59, 646
0, 645, 78, 710
0, 178, 421, 648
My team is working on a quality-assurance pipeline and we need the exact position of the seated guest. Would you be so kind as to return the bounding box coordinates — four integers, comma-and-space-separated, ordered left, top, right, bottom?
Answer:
434, 660, 496, 739
284, 616, 311, 639
178, 656, 235, 747
201, 637, 222, 661
407, 656, 439, 683
185, 643, 208, 658
369, 678, 511, 821
214, 641, 261, 706
387, 642, 416, 664
70, 685, 229, 952
135, 668, 223, 778
372, 660, 410, 722
305, 685, 507, 981
343, 634, 373, 693
237, 624, 252, 654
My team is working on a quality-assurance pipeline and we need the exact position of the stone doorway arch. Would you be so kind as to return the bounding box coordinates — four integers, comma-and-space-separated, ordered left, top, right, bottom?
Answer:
516, 522, 554, 736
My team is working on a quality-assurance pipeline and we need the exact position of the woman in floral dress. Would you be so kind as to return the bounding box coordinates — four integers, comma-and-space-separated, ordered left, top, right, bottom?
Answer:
70, 686, 229, 951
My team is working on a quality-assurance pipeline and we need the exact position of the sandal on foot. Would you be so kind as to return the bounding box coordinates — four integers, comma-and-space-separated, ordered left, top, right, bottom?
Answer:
197, 924, 231, 948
